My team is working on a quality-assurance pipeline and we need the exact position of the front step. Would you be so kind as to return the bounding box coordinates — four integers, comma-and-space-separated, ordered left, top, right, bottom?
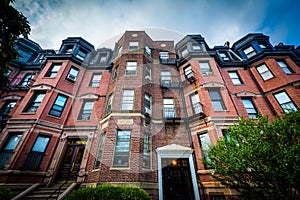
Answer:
23, 184, 71, 200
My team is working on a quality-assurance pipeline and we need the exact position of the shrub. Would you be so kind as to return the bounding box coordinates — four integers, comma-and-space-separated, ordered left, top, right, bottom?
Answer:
64, 184, 152, 200
0, 185, 13, 200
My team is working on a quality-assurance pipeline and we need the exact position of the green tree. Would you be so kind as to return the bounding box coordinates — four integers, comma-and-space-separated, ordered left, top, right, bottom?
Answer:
0, 0, 31, 89
205, 111, 300, 200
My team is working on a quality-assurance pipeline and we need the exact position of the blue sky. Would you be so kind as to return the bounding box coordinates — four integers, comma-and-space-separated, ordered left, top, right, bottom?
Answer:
13, 0, 300, 50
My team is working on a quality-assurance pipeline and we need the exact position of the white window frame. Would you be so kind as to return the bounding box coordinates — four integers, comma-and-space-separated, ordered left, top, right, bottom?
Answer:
228, 71, 242, 85
242, 98, 257, 118
274, 91, 297, 113
243, 46, 256, 58
121, 89, 135, 110
66, 67, 79, 82
129, 41, 139, 50
126, 61, 137, 76
256, 64, 274, 81
199, 61, 212, 75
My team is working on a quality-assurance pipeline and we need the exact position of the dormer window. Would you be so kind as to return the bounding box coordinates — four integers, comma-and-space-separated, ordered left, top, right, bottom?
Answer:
191, 43, 201, 51
182, 49, 189, 57
76, 49, 87, 61
64, 45, 73, 54
99, 53, 108, 63
243, 46, 256, 58
259, 43, 267, 49
219, 52, 230, 61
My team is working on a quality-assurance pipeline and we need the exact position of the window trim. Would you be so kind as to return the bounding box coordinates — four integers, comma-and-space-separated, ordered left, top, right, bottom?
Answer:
199, 61, 212, 75
241, 98, 257, 119
113, 130, 131, 167
144, 93, 151, 115
66, 66, 79, 82
23, 91, 46, 113
277, 60, 293, 74
78, 100, 94, 120
274, 91, 297, 113
208, 88, 226, 111
45, 63, 62, 78
89, 73, 102, 87
228, 71, 243, 85
243, 45, 256, 58
145, 66, 151, 81
128, 41, 139, 51
121, 89, 135, 111
198, 132, 212, 169
94, 133, 106, 169
143, 133, 151, 169
163, 98, 175, 118
190, 93, 203, 115
125, 61, 137, 76
112, 65, 119, 81
48, 94, 68, 117
256, 63, 274, 81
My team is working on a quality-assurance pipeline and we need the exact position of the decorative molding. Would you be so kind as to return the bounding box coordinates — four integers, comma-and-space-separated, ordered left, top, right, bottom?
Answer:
202, 81, 225, 88
235, 91, 257, 97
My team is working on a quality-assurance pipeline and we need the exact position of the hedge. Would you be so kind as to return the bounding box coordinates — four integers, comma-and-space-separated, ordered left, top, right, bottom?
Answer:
64, 184, 152, 200
0, 185, 13, 200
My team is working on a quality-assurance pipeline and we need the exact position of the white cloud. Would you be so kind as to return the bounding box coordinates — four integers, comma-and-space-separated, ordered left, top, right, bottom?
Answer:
13, 0, 298, 50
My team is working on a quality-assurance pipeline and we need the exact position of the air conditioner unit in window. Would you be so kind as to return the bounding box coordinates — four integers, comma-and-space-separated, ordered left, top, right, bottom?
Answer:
145, 75, 151, 81
67, 74, 77, 82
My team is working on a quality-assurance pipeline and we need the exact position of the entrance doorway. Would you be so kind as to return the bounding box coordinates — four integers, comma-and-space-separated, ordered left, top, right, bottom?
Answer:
56, 139, 86, 182
162, 158, 195, 200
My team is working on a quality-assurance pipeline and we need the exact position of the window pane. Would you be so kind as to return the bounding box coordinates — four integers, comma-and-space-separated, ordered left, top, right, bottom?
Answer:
274, 91, 297, 113
56, 95, 68, 106
242, 99, 257, 118
257, 64, 273, 81
278, 61, 292, 74
159, 52, 169, 60
4, 134, 22, 150
209, 89, 225, 111
200, 62, 212, 74
32, 136, 50, 152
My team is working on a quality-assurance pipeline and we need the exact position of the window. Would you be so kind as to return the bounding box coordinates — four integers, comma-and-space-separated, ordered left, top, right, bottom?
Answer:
163, 98, 175, 118
190, 93, 203, 114
159, 52, 169, 60
228, 71, 243, 85
112, 66, 119, 81
121, 89, 135, 110
23, 135, 50, 171
161, 71, 171, 84
199, 133, 211, 168
256, 64, 274, 81
129, 41, 139, 50
105, 94, 113, 114
274, 91, 297, 113
78, 101, 94, 120
49, 94, 68, 117
181, 49, 189, 57
210, 194, 226, 200
21, 73, 35, 86
199, 61, 212, 75
24, 91, 46, 113
118, 46, 123, 56
219, 52, 230, 61
94, 133, 106, 169
184, 65, 194, 80
64, 45, 73, 54
191, 43, 201, 51
66, 67, 79, 82
76, 49, 87, 61
1, 101, 16, 116
208, 89, 226, 111
243, 46, 256, 58
242, 98, 257, 118
99, 53, 108, 63
144, 93, 151, 115
145, 66, 151, 81
259, 43, 267, 49
90, 73, 102, 87
277, 60, 292, 74
46, 63, 61, 77
0, 134, 22, 169
143, 134, 151, 169
113, 130, 131, 167
126, 61, 137, 76
6, 69, 12, 76
145, 45, 151, 57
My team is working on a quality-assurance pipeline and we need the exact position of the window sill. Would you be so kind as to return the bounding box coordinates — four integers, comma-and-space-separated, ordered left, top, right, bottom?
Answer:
91, 168, 100, 172
47, 114, 62, 119
21, 112, 36, 115
110, 167, 130, 171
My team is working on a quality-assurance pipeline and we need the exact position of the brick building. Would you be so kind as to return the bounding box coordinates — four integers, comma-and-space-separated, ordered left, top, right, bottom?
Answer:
0, 31, 299, 200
